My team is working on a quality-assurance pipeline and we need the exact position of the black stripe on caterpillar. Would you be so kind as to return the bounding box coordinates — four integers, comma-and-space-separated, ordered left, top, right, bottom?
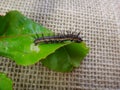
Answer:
33, 31, 83, 45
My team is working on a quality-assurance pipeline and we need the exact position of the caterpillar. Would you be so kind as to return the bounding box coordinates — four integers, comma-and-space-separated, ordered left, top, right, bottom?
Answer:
33, 31, 83, 45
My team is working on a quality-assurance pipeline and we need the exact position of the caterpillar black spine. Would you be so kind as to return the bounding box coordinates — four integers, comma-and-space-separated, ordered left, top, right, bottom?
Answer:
34, 31, 83, 45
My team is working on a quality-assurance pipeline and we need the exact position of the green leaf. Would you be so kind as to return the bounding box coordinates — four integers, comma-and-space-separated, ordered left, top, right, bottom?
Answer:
41, 47, 73, 72
41, 42, 89, 72
65, 42, 89, 67
0, 10, 90, 72
0, 16, 4, 35
0, 11, 70, 65
0, 73, 13, 90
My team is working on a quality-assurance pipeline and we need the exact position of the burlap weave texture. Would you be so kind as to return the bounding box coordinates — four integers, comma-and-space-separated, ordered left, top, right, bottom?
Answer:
0, 0, 120, 90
